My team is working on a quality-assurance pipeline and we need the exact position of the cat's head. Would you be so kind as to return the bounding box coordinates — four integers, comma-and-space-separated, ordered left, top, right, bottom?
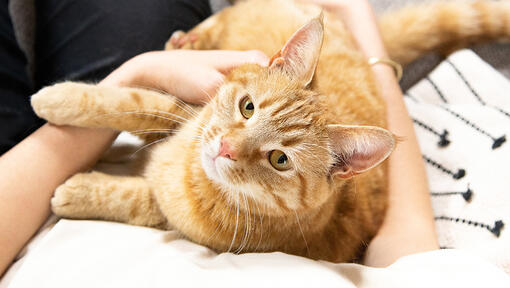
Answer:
199, 16, 395, 215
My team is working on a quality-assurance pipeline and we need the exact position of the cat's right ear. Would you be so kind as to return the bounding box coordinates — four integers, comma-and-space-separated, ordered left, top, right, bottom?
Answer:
327, 124, 396, 179
269, 14, 324, 87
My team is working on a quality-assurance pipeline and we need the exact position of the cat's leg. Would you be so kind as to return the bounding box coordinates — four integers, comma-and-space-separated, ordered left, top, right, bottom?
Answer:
165, 13, 224, 50
51, 171, 168, 228
31, 82, 199, 141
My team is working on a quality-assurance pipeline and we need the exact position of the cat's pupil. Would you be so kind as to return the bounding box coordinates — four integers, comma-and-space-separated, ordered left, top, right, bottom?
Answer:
245, 102, 254, 110
278, 154, 287, 164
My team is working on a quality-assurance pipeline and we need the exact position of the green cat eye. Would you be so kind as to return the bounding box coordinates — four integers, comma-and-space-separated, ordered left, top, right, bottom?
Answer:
269, 150, 291, 171
240, 96, 254, 119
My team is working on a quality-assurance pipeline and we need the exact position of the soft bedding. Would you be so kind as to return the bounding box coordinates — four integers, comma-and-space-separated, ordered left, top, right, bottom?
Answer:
3, 220, 510, 288
1, 49, 509, 287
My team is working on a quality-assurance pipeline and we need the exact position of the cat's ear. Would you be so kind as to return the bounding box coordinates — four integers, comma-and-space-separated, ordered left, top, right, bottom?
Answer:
269, 14, 324, 87
327, 124, 396, 178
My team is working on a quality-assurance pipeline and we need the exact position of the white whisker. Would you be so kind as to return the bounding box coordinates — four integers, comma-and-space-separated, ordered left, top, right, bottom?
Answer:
196, 86, 215, 102
97, 111, 188, 126
130, 130, 178, 136
294, 210, 310, 257
174, 97, 200, 117
130, 128, 177, 133
142, 109, 192, 123
130, 137, 169, 156
245, 189, 264, 251
227, 190, 240, 253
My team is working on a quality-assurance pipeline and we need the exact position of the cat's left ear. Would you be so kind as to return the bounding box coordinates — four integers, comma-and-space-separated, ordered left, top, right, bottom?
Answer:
269, 14, 324, 87
327, 124, 396, 179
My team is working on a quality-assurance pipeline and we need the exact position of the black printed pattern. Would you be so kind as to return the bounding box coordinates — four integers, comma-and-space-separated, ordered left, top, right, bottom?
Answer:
426, 77, 449, 103
430, 185, 473, 202
413, 117, 450, 147
427, 77, 506, 150
404, 51, 510, 248
435, 216, 504, 238
422, 154, 466, 180
445, 59, 510, 120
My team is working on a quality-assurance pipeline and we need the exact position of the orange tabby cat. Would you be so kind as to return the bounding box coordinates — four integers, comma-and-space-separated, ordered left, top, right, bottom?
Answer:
31, 0, 510, 262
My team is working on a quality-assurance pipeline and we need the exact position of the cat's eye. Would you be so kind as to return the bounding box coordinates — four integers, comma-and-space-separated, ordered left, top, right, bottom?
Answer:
239, 96, 255, 119
268, 150, 291, 171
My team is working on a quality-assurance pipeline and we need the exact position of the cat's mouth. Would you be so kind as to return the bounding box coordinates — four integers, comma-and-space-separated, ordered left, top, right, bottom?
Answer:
200, 138, 232, 185
201, 151, 236, 184
201, 150, 221, 181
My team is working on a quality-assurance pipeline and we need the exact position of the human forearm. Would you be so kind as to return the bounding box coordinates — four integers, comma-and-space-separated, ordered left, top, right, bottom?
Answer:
0, 73, 123, 275
0, 124, 117, 275
363, 67, 439, 267
346, 1, 433, 219
339, 1, 439, 265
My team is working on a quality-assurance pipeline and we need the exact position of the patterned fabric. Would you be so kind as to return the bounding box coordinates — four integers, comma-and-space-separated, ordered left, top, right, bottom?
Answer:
406, 49, 510, 273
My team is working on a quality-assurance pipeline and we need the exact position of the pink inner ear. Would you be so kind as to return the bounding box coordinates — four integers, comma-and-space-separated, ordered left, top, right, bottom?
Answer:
348, 141, 393, 172
328, 125, 395, 178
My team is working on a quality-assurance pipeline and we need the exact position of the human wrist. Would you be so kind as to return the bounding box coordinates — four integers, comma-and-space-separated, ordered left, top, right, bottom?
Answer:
325, 0, 371, 19
371, 64, 400, 92
333, 0, 401, 87
38, 124, 118, 171
100, 52, 153, 88
334, 1, 391, 59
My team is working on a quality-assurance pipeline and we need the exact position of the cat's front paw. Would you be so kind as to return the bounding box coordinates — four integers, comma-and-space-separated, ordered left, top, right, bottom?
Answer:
165, 30, 199, 50
51, 174, 91, 218
31, 82, 90, 126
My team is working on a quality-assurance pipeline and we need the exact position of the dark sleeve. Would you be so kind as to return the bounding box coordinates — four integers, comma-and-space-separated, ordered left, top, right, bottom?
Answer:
34, 0, 212, 87
0, 1, 42, 155
0, 0, 211, 154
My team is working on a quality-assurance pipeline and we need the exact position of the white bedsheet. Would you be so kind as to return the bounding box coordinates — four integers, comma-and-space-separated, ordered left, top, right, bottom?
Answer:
3, 220, 510, 288
2, 49, 510, 287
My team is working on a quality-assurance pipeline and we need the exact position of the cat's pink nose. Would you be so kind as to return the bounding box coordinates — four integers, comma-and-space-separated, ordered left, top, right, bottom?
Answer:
218, 138, 237, 160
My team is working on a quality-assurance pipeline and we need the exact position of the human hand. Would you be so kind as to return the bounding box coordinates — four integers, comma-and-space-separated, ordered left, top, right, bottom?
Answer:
102, 50, 269, 104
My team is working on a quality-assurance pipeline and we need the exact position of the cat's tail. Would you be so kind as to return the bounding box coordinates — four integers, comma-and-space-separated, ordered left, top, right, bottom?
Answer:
380, 1, 510, 65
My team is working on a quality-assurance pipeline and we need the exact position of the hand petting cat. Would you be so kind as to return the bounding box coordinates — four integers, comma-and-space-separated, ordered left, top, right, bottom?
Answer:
102, 50, 269, 104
